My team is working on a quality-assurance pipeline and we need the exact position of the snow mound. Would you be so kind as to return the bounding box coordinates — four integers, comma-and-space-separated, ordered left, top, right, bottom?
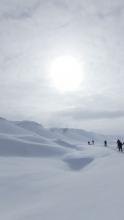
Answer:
0, 135, 70, 157
63, 156, 94, 171
0, 119, 32, 135
0, 119, 75, 158
0, 117, 6, 121
16, 134, 51, 144
17, 121, 61, 139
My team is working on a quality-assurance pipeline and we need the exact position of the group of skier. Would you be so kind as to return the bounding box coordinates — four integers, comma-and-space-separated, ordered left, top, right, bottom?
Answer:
88, 139, 124, 152
104, 139, 124, 152
88, 140, 94, 145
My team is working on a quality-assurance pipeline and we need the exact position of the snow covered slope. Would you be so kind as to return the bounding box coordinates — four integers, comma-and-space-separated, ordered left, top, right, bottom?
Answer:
0, 118, 32, 135
0, 118, 124, 157
0, 117, 124, 220
0, 118, 74, 157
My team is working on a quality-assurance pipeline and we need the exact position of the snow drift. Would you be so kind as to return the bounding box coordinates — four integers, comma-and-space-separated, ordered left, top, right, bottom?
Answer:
0, 117, 124, 220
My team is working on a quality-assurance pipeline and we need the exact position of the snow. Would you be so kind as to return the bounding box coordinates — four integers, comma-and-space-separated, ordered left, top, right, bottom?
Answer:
0, 118, 124, 220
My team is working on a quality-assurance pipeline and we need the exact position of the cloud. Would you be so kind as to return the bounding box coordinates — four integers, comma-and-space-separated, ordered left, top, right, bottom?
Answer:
0, 0, 124, 134
56, 109, 124, 120
0, 0, 42, 20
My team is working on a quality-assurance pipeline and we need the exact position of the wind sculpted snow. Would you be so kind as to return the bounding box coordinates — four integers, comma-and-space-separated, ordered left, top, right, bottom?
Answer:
0, 118, 124, 220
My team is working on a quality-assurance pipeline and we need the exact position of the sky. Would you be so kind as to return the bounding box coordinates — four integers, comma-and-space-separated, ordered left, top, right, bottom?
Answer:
0, 0, 124, 135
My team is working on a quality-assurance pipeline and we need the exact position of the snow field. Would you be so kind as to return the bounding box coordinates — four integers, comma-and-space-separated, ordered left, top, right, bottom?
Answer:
0, 118, 124, 220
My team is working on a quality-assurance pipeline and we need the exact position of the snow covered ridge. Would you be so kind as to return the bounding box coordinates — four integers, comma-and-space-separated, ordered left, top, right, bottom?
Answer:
16, 120, 42, 126
0, 117, 124, 158
0, 117, 6, 121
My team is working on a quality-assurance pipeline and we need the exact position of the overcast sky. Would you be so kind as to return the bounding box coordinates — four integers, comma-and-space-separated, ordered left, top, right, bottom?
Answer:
0, 0, 124, 135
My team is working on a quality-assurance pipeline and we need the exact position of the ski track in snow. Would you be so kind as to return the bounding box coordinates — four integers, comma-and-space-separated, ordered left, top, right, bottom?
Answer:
0, 118, 124, 220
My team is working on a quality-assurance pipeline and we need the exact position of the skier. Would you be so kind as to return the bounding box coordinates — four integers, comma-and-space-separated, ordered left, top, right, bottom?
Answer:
104, 140, 107, 147
92, 140, 94, 145
117, 139, 123, 152
117, 139, 120, 149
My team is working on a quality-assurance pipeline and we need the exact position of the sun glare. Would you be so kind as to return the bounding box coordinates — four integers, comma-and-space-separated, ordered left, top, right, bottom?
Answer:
49, 56, 83, 92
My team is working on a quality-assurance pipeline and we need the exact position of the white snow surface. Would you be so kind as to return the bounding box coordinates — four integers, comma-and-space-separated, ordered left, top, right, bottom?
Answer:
0, 118, 124, 220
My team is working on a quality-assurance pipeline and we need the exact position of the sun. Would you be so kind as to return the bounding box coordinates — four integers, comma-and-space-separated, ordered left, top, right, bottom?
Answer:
49, 56, 83, 92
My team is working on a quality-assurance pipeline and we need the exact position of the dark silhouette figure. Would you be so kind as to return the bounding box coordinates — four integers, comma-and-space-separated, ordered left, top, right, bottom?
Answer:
104, 140, 107, 147
117, 139, 123, 152
92, 140, 94, 145
88, 141, 90, 145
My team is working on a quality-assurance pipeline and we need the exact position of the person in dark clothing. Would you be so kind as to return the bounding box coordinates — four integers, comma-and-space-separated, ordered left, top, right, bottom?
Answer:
92, 140, 94, 145
117, 139, 120, 145
117, 139, 123, 152
104, 140, 107, 147
117, 139, 119, 149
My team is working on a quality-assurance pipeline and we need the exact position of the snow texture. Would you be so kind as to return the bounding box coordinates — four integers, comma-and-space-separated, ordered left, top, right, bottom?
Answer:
0, 118, 124, 220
